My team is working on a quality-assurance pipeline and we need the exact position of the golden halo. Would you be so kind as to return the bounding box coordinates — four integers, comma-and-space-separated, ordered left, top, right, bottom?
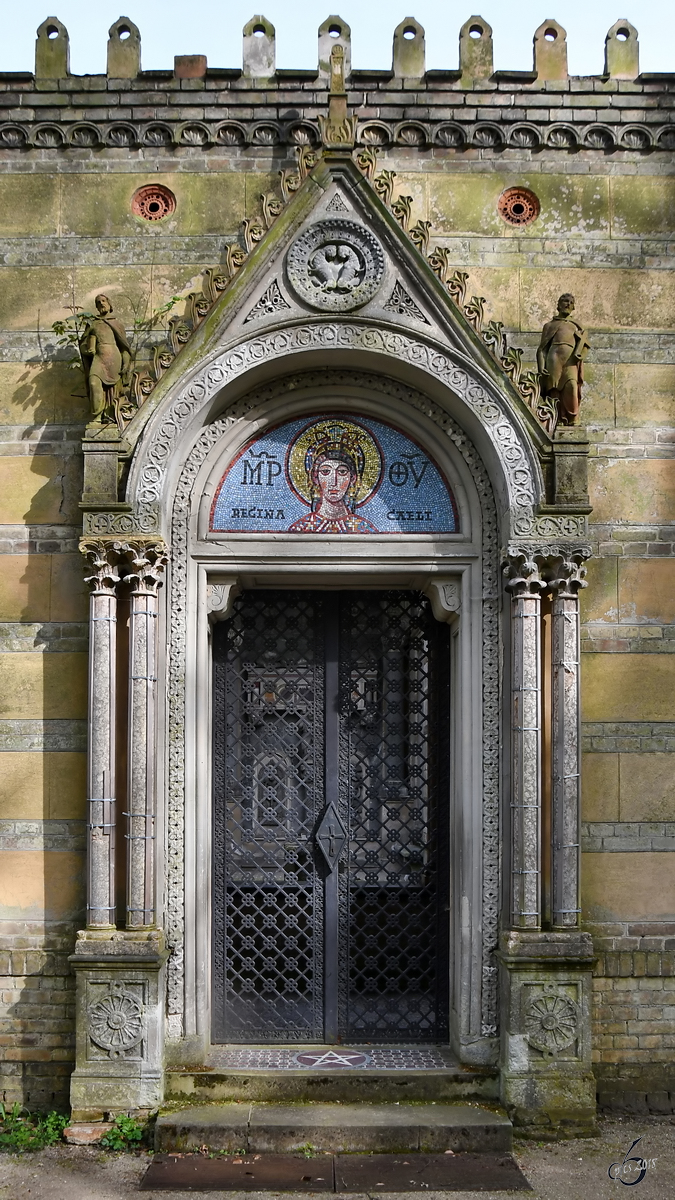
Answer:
286, 417, 383, 508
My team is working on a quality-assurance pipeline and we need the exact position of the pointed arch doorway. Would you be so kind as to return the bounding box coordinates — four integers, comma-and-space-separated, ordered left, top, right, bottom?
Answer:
212, 587, 450, 1044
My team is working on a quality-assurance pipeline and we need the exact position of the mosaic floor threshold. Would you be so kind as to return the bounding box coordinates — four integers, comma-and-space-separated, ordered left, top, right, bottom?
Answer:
205, 1046, 459, 1071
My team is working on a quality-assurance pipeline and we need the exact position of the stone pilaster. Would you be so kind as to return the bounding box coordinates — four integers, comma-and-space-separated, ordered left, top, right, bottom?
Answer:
124, 540, 169, 929
504, 552, 545, 930
80, 539, 121, 929
547, 553, 589, 929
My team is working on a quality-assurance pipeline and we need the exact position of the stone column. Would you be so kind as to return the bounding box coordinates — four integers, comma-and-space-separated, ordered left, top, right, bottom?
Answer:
499, 546, 595, 1138
69, 537, 168, 1126
504, 552, 544, 930
80, 539, 121, 929
124, 540, 169, 929
548, 553, 588, 929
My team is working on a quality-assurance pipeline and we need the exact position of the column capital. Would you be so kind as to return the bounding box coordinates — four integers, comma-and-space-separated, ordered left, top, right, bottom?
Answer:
122, 538, 169, 595
502, 550, 545, 596
504, 545, 591, 596
80, 537, 122, 595
544, 549, 591, 598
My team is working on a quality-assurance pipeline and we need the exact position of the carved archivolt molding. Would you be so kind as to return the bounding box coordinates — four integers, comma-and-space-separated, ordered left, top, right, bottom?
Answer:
125, 321, 547, 544
163, 369, 502, 1040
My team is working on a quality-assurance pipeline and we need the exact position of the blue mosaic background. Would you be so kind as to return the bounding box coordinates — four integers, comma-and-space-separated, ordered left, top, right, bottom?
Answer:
210, 415, 458, 534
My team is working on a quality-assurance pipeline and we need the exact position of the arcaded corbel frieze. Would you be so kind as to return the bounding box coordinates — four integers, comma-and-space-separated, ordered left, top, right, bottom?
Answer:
207, 579, 241, 624
80, 538, 123, 595
425, 579, 462, 623
121, 539, 169, 594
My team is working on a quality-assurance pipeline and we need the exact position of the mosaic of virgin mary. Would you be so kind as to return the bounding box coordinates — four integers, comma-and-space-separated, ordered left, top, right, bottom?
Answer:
286, 418, 382, 533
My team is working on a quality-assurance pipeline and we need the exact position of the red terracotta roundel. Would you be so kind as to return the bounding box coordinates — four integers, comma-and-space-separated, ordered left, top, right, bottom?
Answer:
131, 184, 176, 221
497, 187, 540, 226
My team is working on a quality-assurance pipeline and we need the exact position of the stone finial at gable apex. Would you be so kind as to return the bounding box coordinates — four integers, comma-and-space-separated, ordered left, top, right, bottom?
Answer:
243, 15, 275, 78
318, 16, 351, 84
35, 17, 69, 80
107, 17, 141, 79
533, 20, 568, 81
393, 18, 425, 79
318, 43, 356, 148
459, 16, 494, 84
605, 19, 639, 80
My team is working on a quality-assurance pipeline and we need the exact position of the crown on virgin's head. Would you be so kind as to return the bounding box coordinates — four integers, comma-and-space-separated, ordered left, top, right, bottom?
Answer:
305, 424, 365, 476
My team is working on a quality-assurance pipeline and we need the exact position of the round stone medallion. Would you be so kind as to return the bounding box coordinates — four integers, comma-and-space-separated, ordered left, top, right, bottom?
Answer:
286, 219, 385, 312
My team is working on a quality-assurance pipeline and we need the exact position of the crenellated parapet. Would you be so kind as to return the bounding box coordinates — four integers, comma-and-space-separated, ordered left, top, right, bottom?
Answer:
1, 14, 671, 156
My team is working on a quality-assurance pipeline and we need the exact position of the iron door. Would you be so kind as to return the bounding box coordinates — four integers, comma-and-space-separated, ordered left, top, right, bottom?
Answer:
212, 591, 449, 1043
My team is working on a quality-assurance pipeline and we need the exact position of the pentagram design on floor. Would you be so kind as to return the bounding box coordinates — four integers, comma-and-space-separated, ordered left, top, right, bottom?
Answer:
204, 1045, 456, 1071
292, 1049, 371, 1069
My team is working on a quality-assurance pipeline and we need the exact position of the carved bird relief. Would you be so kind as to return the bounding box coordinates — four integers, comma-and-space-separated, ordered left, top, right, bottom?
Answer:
308, 242, 363, 292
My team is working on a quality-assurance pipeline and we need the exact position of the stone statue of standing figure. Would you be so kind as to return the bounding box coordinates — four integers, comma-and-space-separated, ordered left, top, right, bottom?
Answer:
537, 294, 590, 427
82, 294, 132, 424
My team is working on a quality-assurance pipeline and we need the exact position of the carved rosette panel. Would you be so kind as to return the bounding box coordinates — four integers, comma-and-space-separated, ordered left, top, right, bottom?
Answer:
286, 220, 385, 311
525, 986, 579, 1056
87, 980, 145, 1058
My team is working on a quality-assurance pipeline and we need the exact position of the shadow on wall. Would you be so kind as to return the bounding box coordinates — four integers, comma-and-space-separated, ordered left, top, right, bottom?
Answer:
0, 357, 89, 1109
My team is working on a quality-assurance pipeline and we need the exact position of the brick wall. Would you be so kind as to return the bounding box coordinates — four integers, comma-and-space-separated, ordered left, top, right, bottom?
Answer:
0, 934, 75, 1109
592, 926, 675, 1112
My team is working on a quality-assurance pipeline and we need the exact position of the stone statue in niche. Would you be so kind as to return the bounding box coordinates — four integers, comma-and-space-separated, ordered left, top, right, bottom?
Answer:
537, 294, 590, 427
82, 294, 132, 423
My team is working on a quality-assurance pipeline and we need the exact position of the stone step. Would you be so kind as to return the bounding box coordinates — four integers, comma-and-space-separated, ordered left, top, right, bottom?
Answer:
155, 1102, 512, 1155
166, 1064, 499, 1105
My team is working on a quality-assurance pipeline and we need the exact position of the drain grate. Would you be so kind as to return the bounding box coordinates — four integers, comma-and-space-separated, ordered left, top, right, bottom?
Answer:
141, 1151, 531, 1192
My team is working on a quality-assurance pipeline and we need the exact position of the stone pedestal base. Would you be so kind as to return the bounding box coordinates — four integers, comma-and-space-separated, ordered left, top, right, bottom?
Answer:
499, 930, 597, 1138
69, 930, 167, 1122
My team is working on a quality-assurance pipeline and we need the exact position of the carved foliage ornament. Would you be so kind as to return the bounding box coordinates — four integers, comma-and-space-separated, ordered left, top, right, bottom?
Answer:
383, 281, 430, 324
286, 219, 385, 312
244, 279, 291, 324
525, 985, 579, 1056
87, 980, 144, 1058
